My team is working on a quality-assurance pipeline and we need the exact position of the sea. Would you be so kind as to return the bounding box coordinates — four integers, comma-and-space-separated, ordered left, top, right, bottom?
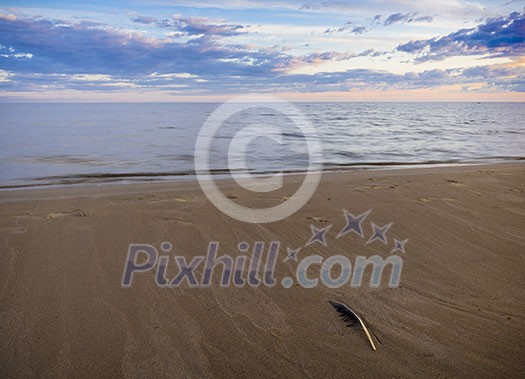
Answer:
0, 102, 523, 189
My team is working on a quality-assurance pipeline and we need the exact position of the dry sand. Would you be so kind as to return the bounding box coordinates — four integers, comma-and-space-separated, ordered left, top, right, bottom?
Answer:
0, 163, 524, 378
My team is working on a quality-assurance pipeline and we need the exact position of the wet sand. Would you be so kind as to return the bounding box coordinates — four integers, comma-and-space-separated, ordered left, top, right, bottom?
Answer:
1, 163, 524, 378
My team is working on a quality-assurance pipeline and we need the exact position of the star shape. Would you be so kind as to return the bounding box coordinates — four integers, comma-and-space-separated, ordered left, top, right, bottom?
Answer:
284, 247, 301, 262
337, 209, 372, 239
306, 224, 332, 247
366, 222, 393, 245
390, 238, 408, 254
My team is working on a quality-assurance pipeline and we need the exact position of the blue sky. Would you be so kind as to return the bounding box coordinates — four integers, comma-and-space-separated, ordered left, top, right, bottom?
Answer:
0, 0, 524, 101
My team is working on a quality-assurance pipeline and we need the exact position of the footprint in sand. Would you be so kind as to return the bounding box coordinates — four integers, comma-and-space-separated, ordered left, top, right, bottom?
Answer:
256, 195, 292, 202
162, 217, 194, 226
0, 226, 27, 234
307, 216, 329, 223
417, 197, 457, 203
148, 197, 190, 204
43, 209, 88, 218
446, 179, 466, 187
348, 184, 392, 191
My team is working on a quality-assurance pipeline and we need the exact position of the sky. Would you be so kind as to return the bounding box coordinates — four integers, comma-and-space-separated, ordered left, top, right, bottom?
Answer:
0, 0, 524, 101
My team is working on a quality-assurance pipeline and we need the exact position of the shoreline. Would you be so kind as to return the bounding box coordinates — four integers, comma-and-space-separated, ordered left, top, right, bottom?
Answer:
1, 159, 523, 200
1, 156, 523, 192
1, 162, 524, 377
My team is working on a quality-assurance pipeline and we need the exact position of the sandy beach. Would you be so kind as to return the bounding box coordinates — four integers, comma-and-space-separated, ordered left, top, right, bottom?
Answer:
0, 163, 524, 378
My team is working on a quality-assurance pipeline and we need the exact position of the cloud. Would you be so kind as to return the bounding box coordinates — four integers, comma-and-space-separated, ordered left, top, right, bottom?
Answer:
149, 72, 200, 79
397, 11, 525, 61
275, 49, 383, 72
0, 13, 386, 84
351, 25, 367, 34
0, 44, 33, 59
297, 0, 486, 19
0, 13, 16, 21
209, 64, 525, 93
0, 15, 279, 78
323, 24, 368, 34
71, 74, 112, 81
131, 15, 246, 37
323, 11, 433, 34
132, 16, 158, 24
384, 12, 434, 26
0, 69, 13, 82
0, 10, 523, 96
3, 60, 524, 94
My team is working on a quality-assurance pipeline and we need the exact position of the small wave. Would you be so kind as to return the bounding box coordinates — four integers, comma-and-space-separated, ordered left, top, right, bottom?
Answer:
23, 155, 110, 166
2, 156, 523, 190
335, 151, 361, 159
283, 132, 304, 138
323, 156, 525, 169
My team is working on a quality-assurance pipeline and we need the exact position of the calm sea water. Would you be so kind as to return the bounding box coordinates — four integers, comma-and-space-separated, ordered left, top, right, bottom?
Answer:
0, 102, 523, 188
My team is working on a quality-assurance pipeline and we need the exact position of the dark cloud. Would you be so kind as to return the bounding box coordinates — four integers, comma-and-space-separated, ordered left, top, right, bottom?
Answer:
132, 16, 157, 24
351, 26, 367, 34
0, 14, 384, 91
414, 15, 434, 23
0, 15, 276, 78
324, 11, 433, 34
398, 11, 525, 61
276, 48, 381, 70
299, 4, 321, 11
323, 24, 367, 34
372, 14, 382, 25
384, 12, 433, 26
132, 15, 246, 37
